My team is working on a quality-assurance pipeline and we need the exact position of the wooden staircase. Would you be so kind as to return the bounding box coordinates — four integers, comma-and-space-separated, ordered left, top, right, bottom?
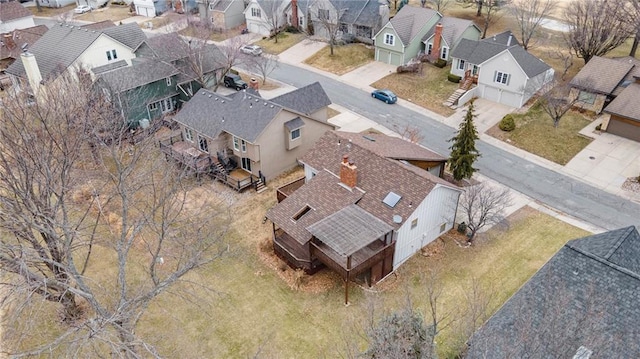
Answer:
214, 160, 227, 175
444, 89, 467, 108
255, 178, 267, 193
460, 76, 474, 90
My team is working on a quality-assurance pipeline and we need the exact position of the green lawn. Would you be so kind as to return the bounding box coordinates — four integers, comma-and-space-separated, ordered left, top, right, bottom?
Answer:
488, 103, 593, 165
255, 32, 306, 54
373, 64, 459, 117
304, 44, 374, 75
6, 170, 589, 358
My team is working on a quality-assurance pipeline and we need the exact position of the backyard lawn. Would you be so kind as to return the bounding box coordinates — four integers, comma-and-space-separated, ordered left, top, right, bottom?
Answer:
304, 44, 374, 75
75, 5, 132, 22
373, 65, 458, 117
255, 32, 305, 54
7, 164, 590, 358
487, 103, 594, 165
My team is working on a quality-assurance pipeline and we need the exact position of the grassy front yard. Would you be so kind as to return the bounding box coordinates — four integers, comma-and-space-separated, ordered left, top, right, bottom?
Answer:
255, 32, 306, 54
304, 44, 374, 75
179, 25, 243, 42
27, 4, 74, 17
75, 5, 133, 22
373, 64, 458, 117
487, 103, 593, 165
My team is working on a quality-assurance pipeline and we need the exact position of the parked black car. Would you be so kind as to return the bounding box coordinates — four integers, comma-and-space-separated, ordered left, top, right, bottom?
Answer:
223, 74, 248, 91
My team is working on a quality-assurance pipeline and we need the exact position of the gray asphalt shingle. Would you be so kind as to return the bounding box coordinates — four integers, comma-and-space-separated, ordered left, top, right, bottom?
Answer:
99, 60, 178, 92
388, 6, 438, 45
269, 81, 331, 116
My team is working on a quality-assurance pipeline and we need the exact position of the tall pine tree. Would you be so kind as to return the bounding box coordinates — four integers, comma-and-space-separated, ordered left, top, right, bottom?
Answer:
448, 100, 480, 181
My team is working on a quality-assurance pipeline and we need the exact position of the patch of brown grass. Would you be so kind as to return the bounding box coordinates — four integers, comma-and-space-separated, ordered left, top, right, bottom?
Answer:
327, 107, 341, 119
255, 32, 306, 54
237, 72, 279, 90
304, 44, 374, 75
75, 5, 132, 22
178, 25, 243, 42
27, 4, 74, 17
373, 64, 458, 117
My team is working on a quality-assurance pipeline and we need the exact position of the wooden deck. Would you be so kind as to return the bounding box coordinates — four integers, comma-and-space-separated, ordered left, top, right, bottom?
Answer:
311, 240, 394, 278
276, 177, 305, 203
273, 228, 320, 272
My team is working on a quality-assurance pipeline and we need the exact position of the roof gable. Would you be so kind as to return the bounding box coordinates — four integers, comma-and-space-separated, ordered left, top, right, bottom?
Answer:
422, 16, 478, 48
604, 84, 640, 122
388, 5, 439, 45
570, 56, 634, 95
269, 81, 331, 116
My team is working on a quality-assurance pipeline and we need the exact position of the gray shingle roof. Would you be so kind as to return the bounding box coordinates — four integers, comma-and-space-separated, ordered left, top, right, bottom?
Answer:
91, 59, 128, 75
451, 30, 549, 78
466, 226, 640, 358
334, 0, 383, 27
173, 89, 284, 142
284, 116, 305, 130
269, 81, 331, 116
388, 6, 439, 46
570, 56, 634, 95
307, 204, 393, 256
99, 60, 178, 92
209, 0, 234, 11
345, 132, 447, 162
0, 2, 32, 22
604, 83, 640, 122
422, 16, 477, 48
5, 22, 146, 80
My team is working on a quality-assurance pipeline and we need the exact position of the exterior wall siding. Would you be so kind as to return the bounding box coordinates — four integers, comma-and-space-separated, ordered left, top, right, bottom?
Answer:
78, 35, 136, 69
392, 184, 460, 269
0, 17, 35, 33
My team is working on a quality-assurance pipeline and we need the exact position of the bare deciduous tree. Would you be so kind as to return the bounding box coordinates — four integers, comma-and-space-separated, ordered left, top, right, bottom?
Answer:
563, 0, 635, 64
508, 0, 554, 50
393, 123, 424, 144
314, 0, 348, 56
547, 50, 574, 81
459, 182, 512, 243
538, 81, 579, 128
245, 54, 279, 85
0, 73, 229, 357
262, 0, 287, 43
479, 0, 507, 39
212, 36, 249, 90
630, 0, 640, 57
429, 0, 452, 12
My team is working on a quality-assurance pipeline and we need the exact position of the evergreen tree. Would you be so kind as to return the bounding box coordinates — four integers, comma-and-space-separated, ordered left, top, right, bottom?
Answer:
448, 100, 480, 181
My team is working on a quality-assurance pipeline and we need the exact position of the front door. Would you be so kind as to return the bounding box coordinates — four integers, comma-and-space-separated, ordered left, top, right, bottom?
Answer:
241, 157, 251, 172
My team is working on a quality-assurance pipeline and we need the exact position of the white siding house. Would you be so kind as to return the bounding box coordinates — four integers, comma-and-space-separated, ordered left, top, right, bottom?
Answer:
0, 3, 36, 33
244, 0, 288, 36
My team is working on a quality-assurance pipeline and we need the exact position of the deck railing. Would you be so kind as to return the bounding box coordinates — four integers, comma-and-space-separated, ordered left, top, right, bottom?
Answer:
276, 177, 305, 202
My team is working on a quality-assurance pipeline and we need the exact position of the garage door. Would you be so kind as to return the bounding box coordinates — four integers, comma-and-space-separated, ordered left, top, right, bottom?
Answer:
248, 21, 263, 35
377, 49, 390, 64
390, 52, 402, 66
483, 86, 500, 103
501, 91, 522, 108
607, 118, 640, 141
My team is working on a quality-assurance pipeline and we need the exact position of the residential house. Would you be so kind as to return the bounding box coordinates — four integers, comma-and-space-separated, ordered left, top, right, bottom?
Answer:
1, 25, 47, 77
244, 0, 287, 36
5, 22, 146, 94
133, 0, 166, 18
449, 30, 554, 108
466, 227, 640, 358
197, 0, 246, 30
266, 131, 460, 303
602, 80, 640, 141
0, 2, 35, 33
286, 0, 389, 44
38, 0, 75, 8
374, 6, 479, 66
95, 32, 225, 126
569, 56, 640, 114
161, 82, 334, 190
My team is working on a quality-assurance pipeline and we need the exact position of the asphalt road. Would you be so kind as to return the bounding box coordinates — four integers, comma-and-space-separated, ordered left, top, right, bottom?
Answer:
270, 62, 640, 230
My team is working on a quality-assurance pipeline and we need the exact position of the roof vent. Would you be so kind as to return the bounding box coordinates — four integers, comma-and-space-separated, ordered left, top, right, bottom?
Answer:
214, 97, 218, 101
269, 105, 273, 108
221, 100, 225, 103
255, 98, 259, 102
264, 102, 267, 106
392, 215, 402, 224
383, 192, 402, 208
207, 94, 211, 98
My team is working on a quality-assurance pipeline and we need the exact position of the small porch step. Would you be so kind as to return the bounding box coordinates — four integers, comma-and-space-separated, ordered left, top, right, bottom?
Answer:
255, 179, 267, 193
214, 161, 227, 175
444, 89, 467, 107
460, 77, 474, 90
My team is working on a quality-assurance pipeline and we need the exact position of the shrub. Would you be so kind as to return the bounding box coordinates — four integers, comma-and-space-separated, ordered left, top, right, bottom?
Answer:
499, 114, 516, 131
434, 59, 447, 68
284, 26, 299, 33
457, 222, 467, 234
595, 123, 602, 131
447, 73, 461, 83
397, 63, 421, 73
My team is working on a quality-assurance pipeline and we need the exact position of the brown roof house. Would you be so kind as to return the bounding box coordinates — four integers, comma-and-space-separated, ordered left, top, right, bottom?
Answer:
266, 131, 461, 303
0, 25, 47, 88
602, 80, 640, 141
0, 2, 35, 34
162, 82, 334, 191
569, 55, 640, 114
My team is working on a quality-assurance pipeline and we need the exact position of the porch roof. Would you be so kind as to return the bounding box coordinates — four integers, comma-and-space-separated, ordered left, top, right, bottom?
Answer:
307, 204, 393, 257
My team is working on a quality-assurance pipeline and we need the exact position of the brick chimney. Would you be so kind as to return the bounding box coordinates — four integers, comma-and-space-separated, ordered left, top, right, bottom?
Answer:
431, 23, 443, 61
291, 0, 299, 29
249, 77, 259, 90
3, 34, 16, 51
20, 51, 42, 95
339, 155, 357, 188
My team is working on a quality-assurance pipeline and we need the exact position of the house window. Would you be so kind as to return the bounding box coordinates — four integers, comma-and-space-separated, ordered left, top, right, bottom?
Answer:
440, 223, 447, 233
241, 139, 247, 152
184, 128, 194, 142
241, 157, 251, 172
148, 102, 158, 111
208, 3, 214, 10
440, 46, 449, 60
339, 23, 348, 33
106, 49, 117, 61
411, 218, 418, 229
384, 33, 394, 46
198, 135, 208, 152
299, 16, 303, 27
355, 25, 370, 38
166, 77, 172, 86
233, 136, 240, 151
472, 64, 479, 75
290, 128, 301, 140
318, 8, 329, 20
159, 98, 173, 113
251, 7, 261, 17
457, 59, 465, 70
578, 91, 596, 105
427, 43, 433, 55
495, 71, 510, 85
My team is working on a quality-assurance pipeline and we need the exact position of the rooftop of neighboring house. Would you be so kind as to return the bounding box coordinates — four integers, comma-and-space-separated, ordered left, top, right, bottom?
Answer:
208, 0, 235, 12
266, 131, 457, 245
0, 2, 33, 22
604, 83, 640, 122
451, 30, 551, 78
98, 60, 179, 92
422, 16, 479, 46
174, 83, 332, 143
81, 20, 116, 31
386, 5, 439, 45
269, 81, 332, 117
336, 0, 386, 27
5, 22, 146, 80
466, 226, 640, 358
569, 56, 636, 95
0, 25, 47, 62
